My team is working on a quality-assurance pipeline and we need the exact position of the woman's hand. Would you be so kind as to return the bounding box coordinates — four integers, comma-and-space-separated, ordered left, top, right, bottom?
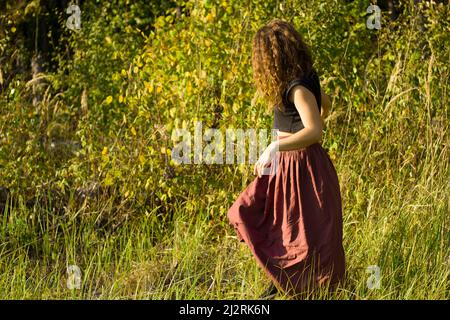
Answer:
253, 141, 279, 178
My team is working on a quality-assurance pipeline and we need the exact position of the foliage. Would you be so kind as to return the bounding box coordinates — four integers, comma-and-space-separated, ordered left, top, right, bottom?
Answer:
0, 0, 448, 299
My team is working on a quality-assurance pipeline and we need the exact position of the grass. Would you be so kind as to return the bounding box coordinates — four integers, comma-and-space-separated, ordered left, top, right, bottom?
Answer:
0, 147, 448, 299
1, 55, 449, 299
0, 0, 448, 300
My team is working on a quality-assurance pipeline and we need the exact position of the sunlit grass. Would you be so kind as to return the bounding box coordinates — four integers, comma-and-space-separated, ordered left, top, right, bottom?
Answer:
0, 152, 448, 299
0, 0, 448, 300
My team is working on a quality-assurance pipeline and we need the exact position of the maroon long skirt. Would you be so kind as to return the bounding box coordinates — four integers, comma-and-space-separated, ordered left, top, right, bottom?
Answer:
227, 142, 345, 296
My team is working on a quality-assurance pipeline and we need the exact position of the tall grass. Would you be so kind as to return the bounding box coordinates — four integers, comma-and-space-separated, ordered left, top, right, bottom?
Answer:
0, 0, 448, 299
0, 144, 448, 299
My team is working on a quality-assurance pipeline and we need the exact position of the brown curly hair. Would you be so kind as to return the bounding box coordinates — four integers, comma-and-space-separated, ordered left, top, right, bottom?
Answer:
252, 19, 314, 111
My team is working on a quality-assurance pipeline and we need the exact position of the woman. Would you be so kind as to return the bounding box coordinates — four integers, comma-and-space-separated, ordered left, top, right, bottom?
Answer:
227, 19, 345, 299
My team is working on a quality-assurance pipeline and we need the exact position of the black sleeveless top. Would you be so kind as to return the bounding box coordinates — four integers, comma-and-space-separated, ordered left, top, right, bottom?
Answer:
273, 69, 321, 133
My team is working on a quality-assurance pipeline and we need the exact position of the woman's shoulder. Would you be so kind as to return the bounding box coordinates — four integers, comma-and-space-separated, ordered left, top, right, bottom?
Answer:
284, 69, 319, 100
283, 68, 322, 109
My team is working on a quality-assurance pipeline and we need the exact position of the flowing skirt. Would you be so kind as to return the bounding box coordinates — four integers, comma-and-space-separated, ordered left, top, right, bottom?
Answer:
227, 142, 345, 296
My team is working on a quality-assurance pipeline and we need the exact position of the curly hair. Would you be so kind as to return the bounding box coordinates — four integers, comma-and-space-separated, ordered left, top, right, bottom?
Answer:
251, 19, 314, 111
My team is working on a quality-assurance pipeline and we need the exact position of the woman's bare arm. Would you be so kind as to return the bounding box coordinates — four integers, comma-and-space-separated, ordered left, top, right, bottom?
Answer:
276, 85, 323, 151
253, 85, 323, 176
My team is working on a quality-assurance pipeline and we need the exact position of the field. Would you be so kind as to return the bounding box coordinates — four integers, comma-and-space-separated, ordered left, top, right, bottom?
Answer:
0, 0, 448, 299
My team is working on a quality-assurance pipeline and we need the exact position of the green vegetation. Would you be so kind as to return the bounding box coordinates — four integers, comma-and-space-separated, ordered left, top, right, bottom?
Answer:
0, 0, 448, 299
